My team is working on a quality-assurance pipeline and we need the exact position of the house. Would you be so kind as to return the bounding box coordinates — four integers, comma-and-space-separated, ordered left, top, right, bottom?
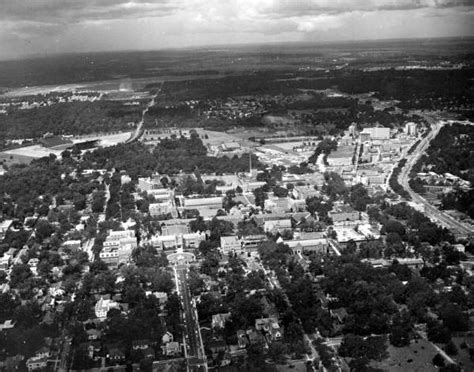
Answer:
236, 330, 249, 349
152, 291, 168, 305
220, 236, 242, 254
255, 318, 282, 342
162, 331, 174, 344
0, 254, 11, 270
34, 347, 50, 359
26, 356, 48, 372
0, 220, 13, 239
162, 341, 181, 356
0, 320, 15, 331
246, 328, 266, 346
95, 297, 120, 320
132, 339, 150, 350
27, 258, 39, 275
212, 313, 231, 329
107, 346, 125, 362
86, 329, 102, 341
330, 308, 349, 324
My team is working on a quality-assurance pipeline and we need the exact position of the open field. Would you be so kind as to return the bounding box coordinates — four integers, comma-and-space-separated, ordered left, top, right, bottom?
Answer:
2, 145, 64, 159
371, 338, 441, 372
0, 152, 36, 166
1, 132, 132, 161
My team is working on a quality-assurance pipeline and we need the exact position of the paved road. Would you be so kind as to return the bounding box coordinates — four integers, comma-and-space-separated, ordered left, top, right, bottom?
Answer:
175, 265, 207, 372
398, 121, 473, 236
125, 88, 160, 143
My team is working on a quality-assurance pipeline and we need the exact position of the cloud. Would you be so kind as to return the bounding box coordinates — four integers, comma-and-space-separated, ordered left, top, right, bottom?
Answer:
0, 0, 180, 22
0, 0, 473, 59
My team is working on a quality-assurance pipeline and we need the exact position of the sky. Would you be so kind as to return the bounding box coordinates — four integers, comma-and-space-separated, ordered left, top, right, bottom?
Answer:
0, 0, 473, 60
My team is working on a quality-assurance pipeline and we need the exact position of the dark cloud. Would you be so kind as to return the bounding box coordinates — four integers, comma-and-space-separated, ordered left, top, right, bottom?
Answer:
0, 0, 179, 22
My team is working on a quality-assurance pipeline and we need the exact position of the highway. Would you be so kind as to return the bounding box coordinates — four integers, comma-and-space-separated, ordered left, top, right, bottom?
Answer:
398, 121, 473, 237
175, 264, 207, 372
125, 87, 160, 143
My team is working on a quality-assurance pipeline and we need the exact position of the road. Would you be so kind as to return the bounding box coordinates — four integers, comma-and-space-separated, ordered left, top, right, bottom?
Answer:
175, 264, 207, 372
398, 121, 473, 237
125, 88, 160, 143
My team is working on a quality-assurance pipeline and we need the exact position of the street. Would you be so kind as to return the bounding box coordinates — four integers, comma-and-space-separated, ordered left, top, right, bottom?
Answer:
398, 121, 473, 236
175, 264, 208, 372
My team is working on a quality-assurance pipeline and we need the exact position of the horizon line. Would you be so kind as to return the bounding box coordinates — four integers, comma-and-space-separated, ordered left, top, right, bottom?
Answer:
1, 35, 473, 63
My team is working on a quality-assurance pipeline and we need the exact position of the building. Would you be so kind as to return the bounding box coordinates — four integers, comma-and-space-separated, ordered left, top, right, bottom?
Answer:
149, 200, 176, 217
95, 297, 120, 320
0, 254, 11, 270
220, 236, 242, 254
360, 127, 391, 140
285, 238, 329, 255
151, 232, 205, 250
255, 318, 282, 342
0, 220, 13, 240
404, 122, 418, 136
264, 219, 292, 233
138, 175, 164, 192
183, 196, 223, 210
264, 197, 291, 213
329, 205, 360, 224
162, 342, 181, 356
100, 230, 138, 265
212, 313, 231, 329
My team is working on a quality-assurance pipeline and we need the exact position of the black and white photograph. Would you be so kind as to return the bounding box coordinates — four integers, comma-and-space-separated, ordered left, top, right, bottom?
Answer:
0, 1, 473, 371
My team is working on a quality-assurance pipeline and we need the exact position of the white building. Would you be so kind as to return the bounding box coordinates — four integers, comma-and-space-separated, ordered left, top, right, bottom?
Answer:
360, 127, 391, 140
95, 297, 120, 319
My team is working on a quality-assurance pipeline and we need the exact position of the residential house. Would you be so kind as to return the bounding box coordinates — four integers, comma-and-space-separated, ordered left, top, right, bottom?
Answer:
95, 297, 120, 320
26, 356, 48, 372
236, 330, 249, 349
162, 342, 181, 357
132, 339, 150, 350
246, 328, 266, 346
212, 313, 231, 329
162, 331, 174, 344
107, 346, 125, 362
86, 329, 102, 341
0, 254, 11, 270
255, 318, 282, 342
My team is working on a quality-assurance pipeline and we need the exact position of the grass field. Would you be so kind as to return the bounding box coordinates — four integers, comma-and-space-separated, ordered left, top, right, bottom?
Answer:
371, 338, 440, 372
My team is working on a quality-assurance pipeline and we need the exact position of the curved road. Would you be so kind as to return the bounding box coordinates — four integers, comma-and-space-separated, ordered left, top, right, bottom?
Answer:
398, 121, 473, 236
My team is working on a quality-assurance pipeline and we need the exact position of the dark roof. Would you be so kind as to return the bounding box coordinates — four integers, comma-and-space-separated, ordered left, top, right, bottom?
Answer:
39, 136, 73, 148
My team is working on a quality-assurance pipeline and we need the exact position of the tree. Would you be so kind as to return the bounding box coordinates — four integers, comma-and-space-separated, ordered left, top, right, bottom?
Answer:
444, 340, 458, 356
35, 219, 55, 242
389, 310, 412, 347
432, 353, 446, 367
268, 342, 287, 364
427, 320, 451, 344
